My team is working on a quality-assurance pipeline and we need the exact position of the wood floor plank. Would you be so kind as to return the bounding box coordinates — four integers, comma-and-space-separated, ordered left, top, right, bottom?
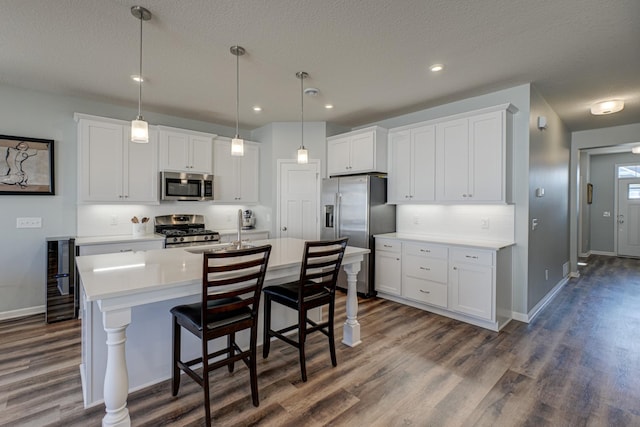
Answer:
1, 254, 640, 426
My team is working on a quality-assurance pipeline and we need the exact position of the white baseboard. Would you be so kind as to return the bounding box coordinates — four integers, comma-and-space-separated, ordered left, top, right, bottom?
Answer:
0, 305, 45, 321
590, 250, 616, 256
511, 277, 569, 324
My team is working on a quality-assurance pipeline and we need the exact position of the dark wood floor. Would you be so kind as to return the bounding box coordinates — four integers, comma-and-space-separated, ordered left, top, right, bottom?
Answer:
1, 255, 639, 426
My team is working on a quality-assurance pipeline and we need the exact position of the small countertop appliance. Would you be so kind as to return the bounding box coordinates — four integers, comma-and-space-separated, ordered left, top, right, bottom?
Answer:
242, 210, 255, 229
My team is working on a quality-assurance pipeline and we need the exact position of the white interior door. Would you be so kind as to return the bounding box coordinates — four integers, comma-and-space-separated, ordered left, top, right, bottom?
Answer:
617, 177, 640, 257
277, 159, 320, 239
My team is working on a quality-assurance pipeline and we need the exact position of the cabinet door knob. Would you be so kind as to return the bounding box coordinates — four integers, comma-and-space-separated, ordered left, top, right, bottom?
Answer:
281, 226, 287, 231
453, 267, 457, 270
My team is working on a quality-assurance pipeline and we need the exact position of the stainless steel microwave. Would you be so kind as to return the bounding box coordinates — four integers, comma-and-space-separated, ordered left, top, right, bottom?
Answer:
160, 171, 213, 201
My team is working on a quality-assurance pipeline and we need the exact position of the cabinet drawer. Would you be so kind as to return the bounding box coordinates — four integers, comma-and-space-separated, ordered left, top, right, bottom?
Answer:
376, 239, 400, 253
403, 254, 447, 283
403, 276, 447, 308
450, 248, 493, 266
403, 242, 447, 259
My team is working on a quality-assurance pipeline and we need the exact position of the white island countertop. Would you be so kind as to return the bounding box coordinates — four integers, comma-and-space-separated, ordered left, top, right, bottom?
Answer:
77, 237, 368, 303
374, 232, 515, 250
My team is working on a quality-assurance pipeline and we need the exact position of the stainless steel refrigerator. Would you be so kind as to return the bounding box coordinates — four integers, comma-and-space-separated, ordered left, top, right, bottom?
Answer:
321, 175, 396, 296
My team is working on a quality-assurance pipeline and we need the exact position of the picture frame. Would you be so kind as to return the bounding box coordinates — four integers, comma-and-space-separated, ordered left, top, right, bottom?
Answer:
587, 183, 593, 204
0, 134, 55, 195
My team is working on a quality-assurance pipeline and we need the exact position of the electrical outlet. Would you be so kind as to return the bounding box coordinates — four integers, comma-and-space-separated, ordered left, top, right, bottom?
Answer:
17, 217, 42, 228
545, 269, 549, 281
480, 218, 490, 229
413, 216, 420, 225
603, 211, 611, 217
531, 218, 539, 231
110, 215, 118, 226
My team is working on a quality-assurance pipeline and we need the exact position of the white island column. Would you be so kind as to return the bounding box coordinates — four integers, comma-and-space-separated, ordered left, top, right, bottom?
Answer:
101, 307, 132, 427
341, 262, 362, 347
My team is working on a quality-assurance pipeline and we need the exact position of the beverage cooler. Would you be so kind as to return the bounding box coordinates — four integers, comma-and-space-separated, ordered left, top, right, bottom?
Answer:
46, 236, 76, 323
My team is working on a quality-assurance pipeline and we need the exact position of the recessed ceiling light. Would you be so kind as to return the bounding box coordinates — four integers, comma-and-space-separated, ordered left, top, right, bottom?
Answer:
131, 74, 144, 82
252, 106, 262, 112
325, 104, 334, 109
430, 64, 444, 72
590, 99, 624, 115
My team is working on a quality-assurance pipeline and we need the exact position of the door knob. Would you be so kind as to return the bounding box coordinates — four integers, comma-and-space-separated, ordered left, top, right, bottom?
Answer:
281, 226, 287, 231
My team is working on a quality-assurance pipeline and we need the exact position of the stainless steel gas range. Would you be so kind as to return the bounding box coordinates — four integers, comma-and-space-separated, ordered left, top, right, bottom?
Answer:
155, 214, 220, 248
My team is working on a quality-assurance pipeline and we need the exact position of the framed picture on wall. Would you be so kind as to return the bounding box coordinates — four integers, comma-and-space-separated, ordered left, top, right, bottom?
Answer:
587, 183, 593, 204
0, 134, 55, 195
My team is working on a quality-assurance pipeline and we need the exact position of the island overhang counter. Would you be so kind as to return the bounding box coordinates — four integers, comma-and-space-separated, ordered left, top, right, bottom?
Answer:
76, 237, 368, 427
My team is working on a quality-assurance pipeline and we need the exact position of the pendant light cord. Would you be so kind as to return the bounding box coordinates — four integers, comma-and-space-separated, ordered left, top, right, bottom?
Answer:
137, 14, 143, 119
300, 73, 304, 149
235, 49, 240, 138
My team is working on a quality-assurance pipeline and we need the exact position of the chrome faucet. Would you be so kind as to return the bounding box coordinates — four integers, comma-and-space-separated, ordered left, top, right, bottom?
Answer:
236, 208, 242, 249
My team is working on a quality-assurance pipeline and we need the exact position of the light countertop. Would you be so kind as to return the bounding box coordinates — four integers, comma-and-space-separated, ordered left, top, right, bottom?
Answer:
76, 237, 369, 302
374, 233, 515, 250
75, 234, 166, 246
217, 229, 270, 236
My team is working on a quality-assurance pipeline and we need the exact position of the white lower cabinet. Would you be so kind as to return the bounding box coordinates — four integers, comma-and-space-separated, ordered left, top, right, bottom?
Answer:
375, 237, 512, 331
401, 242, 448, 308
449, 248, 494, 320
374, 239, 401, 295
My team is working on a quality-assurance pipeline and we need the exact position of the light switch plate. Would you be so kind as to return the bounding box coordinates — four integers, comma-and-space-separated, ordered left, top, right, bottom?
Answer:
17, 217, 42, 228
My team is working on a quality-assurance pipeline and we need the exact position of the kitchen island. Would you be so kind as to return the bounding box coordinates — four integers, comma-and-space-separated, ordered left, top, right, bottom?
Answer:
76, 237, 368, 427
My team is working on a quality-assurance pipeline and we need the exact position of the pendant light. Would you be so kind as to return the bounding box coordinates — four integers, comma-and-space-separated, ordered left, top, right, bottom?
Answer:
230, 46, 246, 156
130, 6, 152, 143
296, 71, 309, 164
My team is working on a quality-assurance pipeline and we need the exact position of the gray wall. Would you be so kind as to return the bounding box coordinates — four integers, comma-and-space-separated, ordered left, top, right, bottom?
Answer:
588, 152, 640, 253
0, 83, 239, 317
527, 86, 571, 312
569, 122, 640, 273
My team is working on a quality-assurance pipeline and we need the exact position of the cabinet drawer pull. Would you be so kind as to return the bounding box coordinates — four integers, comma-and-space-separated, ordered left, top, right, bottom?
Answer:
465, 255, 479, 259
419, 249, 431, 253
119, 249, 133, 252
419, 267, 431, 271
383, 244, 393, 248
419, 289, 431, 294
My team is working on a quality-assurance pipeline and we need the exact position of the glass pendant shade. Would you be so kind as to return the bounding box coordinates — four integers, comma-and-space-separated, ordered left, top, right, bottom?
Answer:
231, 137, 244, 156
297, 147, 308, 164
131, 117, 149, 143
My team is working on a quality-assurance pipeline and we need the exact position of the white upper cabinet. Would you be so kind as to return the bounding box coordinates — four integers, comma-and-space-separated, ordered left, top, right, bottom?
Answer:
436, 109, 510, 203
388, 104, 516, 204
77, 114, 158, 203
212, 137, 259, 203
388, 124, 436, 203
158, 126, 216, 173
327, 126, 387, 176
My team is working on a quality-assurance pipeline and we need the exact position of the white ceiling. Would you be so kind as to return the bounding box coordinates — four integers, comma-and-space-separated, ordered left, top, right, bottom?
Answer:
1, 0, 638, 132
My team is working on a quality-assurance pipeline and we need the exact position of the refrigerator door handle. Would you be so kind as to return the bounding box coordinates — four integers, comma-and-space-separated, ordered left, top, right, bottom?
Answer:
335, 192, 341, 239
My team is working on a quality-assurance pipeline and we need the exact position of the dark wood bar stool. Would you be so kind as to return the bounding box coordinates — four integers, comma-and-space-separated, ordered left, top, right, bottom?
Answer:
262, 238, 348, 382
170, 244, 271, 426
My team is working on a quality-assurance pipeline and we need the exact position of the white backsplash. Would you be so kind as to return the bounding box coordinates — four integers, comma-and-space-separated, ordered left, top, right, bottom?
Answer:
396, 204, 515, 242
77, 203, 270, 237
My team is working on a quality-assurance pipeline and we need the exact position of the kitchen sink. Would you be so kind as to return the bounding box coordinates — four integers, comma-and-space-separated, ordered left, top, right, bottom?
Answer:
186, 242, 255, 254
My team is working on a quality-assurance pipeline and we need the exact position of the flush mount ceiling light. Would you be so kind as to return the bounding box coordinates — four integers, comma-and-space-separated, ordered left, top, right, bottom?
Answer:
325, 104, 334, 109
130, 74, 144, 83
253, 106, 262, 112
430, 63, 444, 72
296, 71, 309, 164
130, 6, 152, 143
590, 99, 624, 115
230, 45, 246, 156
631, 145, 640, 154
304, 87, 319, 96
